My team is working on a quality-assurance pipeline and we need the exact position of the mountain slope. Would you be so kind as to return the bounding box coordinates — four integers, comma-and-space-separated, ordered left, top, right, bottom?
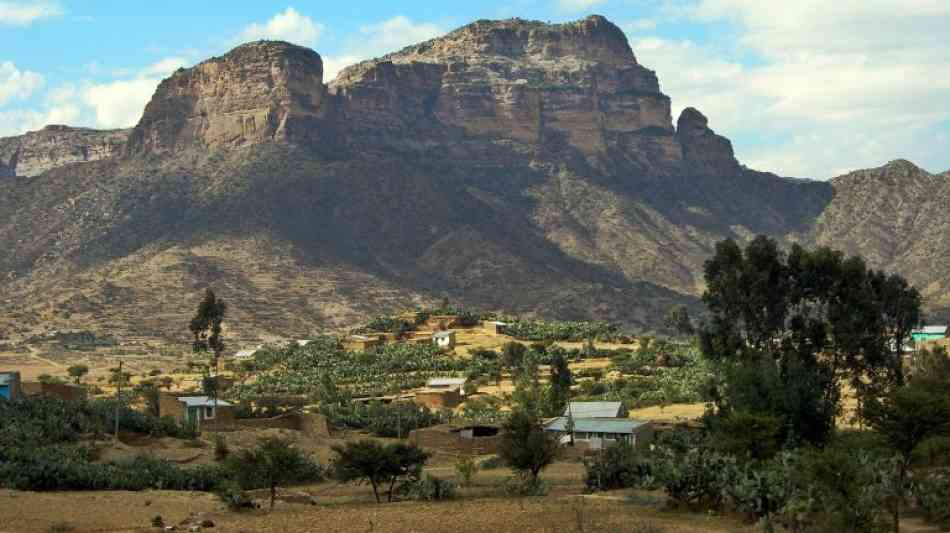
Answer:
0, 16, 942, 342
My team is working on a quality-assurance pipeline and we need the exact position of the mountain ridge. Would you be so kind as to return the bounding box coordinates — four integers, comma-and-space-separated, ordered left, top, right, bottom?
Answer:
0, 15, 946, 342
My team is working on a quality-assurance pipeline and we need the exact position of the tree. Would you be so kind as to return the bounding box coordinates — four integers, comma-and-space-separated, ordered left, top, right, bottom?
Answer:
664, 304, 695, 337
497, 409, 560, 484
699, 236, 921, 447
911, 345, 950, 384
861, 380, 950, 532
66, 364, 89, 385
134, 380, 161, 417
544, 351, 572, 417
331, 440, 430, 503
502, 342, 527, 375
189, 288, 226, 416
226, 437, 320, 510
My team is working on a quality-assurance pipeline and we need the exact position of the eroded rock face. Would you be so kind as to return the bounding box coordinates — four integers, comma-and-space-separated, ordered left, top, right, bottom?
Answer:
675, 107, 740, 177
126, 41, 330, 155
0, 125, 129, 177
331, 16, 675, 159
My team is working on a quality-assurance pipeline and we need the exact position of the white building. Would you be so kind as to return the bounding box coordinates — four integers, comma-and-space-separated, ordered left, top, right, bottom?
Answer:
425, 376, 470, 396
543, 417, 653, 450
432, 330, 456, 350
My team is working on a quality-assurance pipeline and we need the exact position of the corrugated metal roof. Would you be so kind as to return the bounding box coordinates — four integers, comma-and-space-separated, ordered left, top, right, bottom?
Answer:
426, 377, 466, 387
544, 416, 647, 434
563, 401, 623, 418
914, 325, 947, 335
177, 396, 232, 407
234, 349, 257, 358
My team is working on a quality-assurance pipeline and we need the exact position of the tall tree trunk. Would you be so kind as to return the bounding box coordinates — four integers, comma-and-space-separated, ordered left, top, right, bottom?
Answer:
270, 482, 277, 510
371, 481, 380, 503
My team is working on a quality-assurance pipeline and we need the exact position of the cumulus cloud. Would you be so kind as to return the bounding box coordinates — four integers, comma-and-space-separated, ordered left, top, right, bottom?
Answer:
630, 0, 950, 178
0, 0, 61, 26
236, 7, 323, 47
0, 61, 44, 105
556, 0, 607, 12
322, 16, 444, 81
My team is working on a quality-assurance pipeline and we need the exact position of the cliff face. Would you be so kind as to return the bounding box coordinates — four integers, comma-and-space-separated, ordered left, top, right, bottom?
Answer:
0, 125, 129, 177
127, 41, 330, 155
0, 15, 942, 341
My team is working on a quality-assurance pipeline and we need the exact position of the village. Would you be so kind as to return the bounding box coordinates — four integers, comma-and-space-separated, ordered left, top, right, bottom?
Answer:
2, 283, 950, 532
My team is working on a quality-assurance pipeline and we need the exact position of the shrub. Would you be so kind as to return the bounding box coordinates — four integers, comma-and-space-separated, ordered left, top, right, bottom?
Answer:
454, 456, 479, 487
913, 468, 950, 527
225, 437, 323, 509
479, 456, 505, 470
399, 474, 457, 501
215, 479, 256, 511
502, 475, 548, 497
213, 433, 230, 461
583, 441, 655, 491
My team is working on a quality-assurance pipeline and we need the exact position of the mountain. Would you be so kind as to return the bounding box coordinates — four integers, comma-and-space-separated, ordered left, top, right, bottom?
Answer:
0, 16, 944, 343
0, 125, 128, 178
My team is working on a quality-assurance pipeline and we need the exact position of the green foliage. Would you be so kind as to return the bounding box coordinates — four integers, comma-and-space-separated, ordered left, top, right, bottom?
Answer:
319, 401, 451, 438
497, 409, 559, 482
706, 410, 783, 461
700, 236, 921, 448
233, 337, 465, 400
502, 319, 620, 342
66, 364, 89, 384
331, 440, 430, 503
454, 455, 479, 487
502, 475, 549, 496
212, 433, 230, 461
460, 395, 507, 425
214, 479, 255, 511
225, 437, 323, 509
583, 440, 655, 491
398, 474, 457, 501
189, 288, 226, 357
913, 469, 950, 527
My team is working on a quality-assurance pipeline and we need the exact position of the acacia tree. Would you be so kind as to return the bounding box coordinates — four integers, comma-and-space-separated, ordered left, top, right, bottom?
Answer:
331, 440, 429, 503
228, 437, 320, 510
699, 236, 921, 447
67, 364, 89, 385
189, 288, 226, 414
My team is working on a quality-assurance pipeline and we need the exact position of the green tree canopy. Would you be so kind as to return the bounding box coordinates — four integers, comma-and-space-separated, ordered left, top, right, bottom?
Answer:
700, 236, 921, 447
497, 409, 560, 483
331, 440, 429, 503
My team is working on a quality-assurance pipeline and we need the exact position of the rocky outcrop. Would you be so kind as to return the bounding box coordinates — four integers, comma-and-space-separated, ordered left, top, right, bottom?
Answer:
126, 41, 331, 155
675, 107, 740, 177
0, 125, 129, 177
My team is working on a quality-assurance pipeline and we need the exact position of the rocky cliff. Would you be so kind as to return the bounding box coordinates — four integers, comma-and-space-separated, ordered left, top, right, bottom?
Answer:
0, 15, 944, 342
0, 125, 129, 178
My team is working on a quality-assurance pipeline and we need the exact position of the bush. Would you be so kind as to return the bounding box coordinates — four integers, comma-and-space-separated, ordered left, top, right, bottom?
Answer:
215, 479, 256, 511
399, 474, 457, 501
913, 468, 950, 527
213, 433, 230, 461
583, 441, 655, 491
502, 475, 548, 496
479, 456, 505, 470
455, 456, 479, 487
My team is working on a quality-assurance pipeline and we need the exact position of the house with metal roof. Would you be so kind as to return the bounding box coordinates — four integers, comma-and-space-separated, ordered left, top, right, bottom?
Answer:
911, 325, 947, 344
432, 330, 456, 350
563, 401, 627, 418
0, 371, 21, 400
159, 393, 234, 431
425, 376, 472, 396
544, 416, 653, 449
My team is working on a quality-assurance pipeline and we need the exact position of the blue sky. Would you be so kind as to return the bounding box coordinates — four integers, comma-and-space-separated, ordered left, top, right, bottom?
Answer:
2, 0, 949, 179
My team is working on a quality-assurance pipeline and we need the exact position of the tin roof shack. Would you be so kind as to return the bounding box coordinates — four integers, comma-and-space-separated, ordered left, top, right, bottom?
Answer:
409, 423, 501, 455
345, 334, 384, 352
544, 417, 653, 450
234, 348, 258, 360
20, 381, 87, 402
426, 376, 472, 396
414, 388, 462, 409
482, 321, 507, 336
159, 393, 234, 432
564, 401, 627, 418
432, 331, 456, 351
912, 326, 947, 344
0, 371, 21, 400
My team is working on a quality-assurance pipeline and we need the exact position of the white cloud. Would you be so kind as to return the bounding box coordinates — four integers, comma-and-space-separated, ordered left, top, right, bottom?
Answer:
556, 0, 607, 12
236, 7, 323, 47
81, 77, 161, 129
623, 18, 657, 32
0, 0, 61, 26
0, 61, 43, 105
630, 0, 950, 178
323, 16, 444, 81
140, 57, 187, 78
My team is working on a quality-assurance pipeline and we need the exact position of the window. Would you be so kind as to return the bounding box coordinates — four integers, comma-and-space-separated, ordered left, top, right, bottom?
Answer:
204, 406, 215, 419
